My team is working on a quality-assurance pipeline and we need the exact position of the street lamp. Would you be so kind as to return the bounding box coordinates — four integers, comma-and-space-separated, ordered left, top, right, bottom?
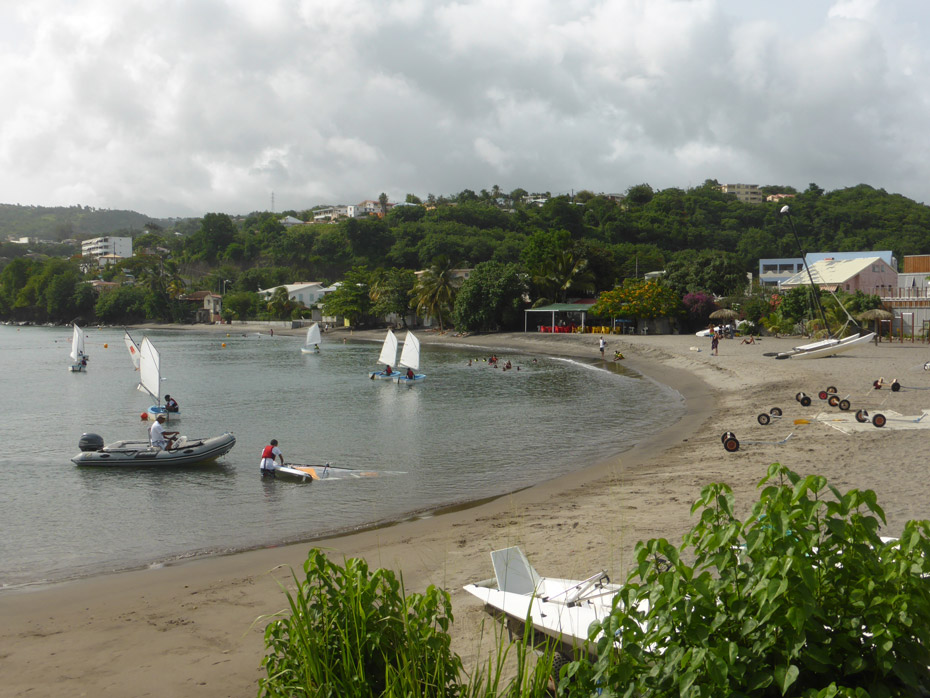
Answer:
221, 279, 233, 295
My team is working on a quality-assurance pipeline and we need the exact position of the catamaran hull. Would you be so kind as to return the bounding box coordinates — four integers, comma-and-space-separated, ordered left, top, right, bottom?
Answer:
72, 433, 235, 467
777, 332, 875, 360
393, 374, 426, 383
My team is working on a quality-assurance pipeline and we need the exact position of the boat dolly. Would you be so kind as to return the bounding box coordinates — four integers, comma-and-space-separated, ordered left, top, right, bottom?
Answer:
721, 431, 795, 452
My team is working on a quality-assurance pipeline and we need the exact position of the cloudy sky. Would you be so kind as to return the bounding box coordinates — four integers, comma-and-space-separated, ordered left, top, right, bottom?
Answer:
2, 0, 930, 218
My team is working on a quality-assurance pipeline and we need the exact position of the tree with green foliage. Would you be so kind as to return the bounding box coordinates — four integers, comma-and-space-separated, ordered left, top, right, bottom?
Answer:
664, 249, 749, 297
95, 285, 149, 323
591, 279, 681, 322
221, 291, 260, 320
322, 266, 373, 327
369, 268, 416, 323
266, 287, 296, 320
410, 257, 457, 331
452, 261, 527, 332
567, 464, 930, 697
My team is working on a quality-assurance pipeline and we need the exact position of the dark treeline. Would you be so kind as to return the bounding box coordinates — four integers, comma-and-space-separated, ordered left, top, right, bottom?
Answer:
0, 181, 924, 329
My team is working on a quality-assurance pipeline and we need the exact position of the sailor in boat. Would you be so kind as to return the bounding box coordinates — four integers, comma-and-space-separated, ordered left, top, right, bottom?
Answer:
406, 367, 415, 380
260, 439, 284, 478
164, 394, 179, 413
149, 414, 179, 451
384, 365, 393, 376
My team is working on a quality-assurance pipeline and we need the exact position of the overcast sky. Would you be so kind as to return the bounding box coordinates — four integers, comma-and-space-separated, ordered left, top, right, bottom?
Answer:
3, 0, 930, 218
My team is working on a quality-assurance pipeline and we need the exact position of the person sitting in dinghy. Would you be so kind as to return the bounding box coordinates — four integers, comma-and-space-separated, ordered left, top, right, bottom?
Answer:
149, 415, 178, 450
164, 395, 179, 412
384, 365, 393, 375
406, 367, 415, 380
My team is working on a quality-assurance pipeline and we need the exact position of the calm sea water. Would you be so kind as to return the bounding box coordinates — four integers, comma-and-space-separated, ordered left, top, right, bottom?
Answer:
0, 325, 684, 589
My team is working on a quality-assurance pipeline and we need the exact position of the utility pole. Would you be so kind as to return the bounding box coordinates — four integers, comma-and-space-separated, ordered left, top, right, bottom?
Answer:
271, 192, 275, 213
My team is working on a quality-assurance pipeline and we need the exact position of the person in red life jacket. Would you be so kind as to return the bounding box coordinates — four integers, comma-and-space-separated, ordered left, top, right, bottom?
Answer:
384, 365, 393, 375
164, 394, 179, 412
260, 439, 284, 478
406, 367, 414, 380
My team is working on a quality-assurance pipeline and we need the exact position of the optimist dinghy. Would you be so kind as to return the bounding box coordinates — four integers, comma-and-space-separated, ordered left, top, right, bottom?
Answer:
300, 323, 322, 354
72, 432, 236, 467
369, 329, 399, 380
393, 331, 426, 383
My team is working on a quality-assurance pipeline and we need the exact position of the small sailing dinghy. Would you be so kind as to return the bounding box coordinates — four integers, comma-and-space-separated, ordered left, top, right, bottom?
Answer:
369, 329, 399, 380
300, 323, 322, 354
124, 330, 140, 370
393, 331, 426, 383
138, 337, 178, 420
69, 324, 88, 372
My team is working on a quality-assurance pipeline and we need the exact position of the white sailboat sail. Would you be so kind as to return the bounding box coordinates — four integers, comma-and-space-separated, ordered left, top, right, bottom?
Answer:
305, 323, 322, 347
70, 324, 84, 362
137, 337, 161, 403
124, 331, 140, 369
377, 329, 398, 366
398, 331, 420, 371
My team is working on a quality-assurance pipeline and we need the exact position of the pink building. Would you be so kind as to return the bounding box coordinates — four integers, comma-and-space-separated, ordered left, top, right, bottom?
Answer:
780, 257, 898, 295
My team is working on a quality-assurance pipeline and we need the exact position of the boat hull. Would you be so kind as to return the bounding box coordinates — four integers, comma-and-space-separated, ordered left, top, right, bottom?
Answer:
393, 373, 426, 383
300, 347, 320, 354
778, 332, 875, 359
72, 433, 235, 467
369, 371, 396, 380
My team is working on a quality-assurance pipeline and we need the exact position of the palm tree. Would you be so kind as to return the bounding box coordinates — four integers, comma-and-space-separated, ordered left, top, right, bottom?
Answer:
531, 249, 595, 305
410, 257, 456, 332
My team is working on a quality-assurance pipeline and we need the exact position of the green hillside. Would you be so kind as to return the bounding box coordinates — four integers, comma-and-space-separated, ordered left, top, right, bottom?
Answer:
0, 204, 169, 241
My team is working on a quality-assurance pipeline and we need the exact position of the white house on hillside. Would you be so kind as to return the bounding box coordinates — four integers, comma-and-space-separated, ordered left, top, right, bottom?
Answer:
779, 257, 898, 295
258, 282, 332, 307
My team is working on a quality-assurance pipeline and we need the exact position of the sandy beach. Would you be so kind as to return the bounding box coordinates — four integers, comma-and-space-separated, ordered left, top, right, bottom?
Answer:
4, 327, 930, 697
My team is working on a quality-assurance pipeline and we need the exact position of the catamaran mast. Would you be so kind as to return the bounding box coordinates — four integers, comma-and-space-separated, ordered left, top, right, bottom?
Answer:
779, 206, 834, 339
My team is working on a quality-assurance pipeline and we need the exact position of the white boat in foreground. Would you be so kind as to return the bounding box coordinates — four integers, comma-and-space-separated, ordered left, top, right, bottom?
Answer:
369, 329, 399, 380
775, 332, 875, 360
464, 547, 639, 657
69, 324, 88, 372
72, 432, 236, 467
300, 323, 322, 354
393, 331, 426, 383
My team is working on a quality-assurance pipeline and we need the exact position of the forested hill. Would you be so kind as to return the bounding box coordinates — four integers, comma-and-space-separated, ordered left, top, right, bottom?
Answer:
0, 204, 169, 240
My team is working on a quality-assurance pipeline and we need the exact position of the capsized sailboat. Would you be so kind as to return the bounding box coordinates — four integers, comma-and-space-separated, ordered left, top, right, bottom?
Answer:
69, 324, 88, 372
300, 323, 322, 354
124, 330, 140, 370
138, 337, 177, 420
369, 329, 398, 380
393, 331, 426, 383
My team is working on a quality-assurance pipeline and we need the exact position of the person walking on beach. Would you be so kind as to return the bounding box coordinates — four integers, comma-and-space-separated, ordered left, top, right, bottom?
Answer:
599, 336, 606, 358
711, 331, 719, 356
260, 439, 284, 478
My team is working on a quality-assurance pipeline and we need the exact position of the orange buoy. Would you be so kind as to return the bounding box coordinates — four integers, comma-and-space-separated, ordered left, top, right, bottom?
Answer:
222, 342, 226, 347
104, 343, 108, 348
141, 412, 148, 421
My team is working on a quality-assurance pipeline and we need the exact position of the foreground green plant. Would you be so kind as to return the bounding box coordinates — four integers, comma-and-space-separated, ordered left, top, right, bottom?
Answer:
564, 464, 930, 697
258, 549, 462, 697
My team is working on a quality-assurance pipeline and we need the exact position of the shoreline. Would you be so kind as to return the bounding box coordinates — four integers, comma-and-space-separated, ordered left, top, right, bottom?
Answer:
5, 329, 930, 696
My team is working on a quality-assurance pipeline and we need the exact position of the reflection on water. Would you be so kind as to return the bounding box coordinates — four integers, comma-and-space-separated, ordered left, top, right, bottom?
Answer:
0, 325, 683, 588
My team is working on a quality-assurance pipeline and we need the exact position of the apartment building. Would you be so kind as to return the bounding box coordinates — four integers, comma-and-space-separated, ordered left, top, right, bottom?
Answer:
81, 236, 132, 262
719, 183, 763, 204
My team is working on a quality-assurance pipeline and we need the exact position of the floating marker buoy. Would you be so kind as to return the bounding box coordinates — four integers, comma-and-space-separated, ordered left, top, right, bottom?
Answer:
222, 343, 226, 347
141, 412, 148, 421
104, 343, 108, 348
226, 333, 230, 337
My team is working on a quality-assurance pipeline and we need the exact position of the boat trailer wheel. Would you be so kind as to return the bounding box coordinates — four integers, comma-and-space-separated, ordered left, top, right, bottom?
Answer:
855, 409, 869, 423
872, 413, 887, 428
721, 431, 736, 444
770, 407, 783, 416
757, 413, 770, 425
839, 399, 851, 411
828, 395, 840, 407
891, 381, 901, 392
818, 390, 828, 400
826, 386, 838, 394
723, 436, 740, 452
800, 395, 812, 407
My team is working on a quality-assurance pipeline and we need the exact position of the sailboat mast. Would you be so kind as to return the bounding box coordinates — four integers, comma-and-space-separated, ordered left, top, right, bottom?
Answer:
780, 206, 833, 339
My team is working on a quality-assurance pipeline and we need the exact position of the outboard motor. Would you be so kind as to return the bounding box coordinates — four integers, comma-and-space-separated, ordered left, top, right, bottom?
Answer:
78, 433, 104, 452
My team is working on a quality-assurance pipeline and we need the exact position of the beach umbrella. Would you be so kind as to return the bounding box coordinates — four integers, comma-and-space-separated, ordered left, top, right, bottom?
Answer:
709, 308, 739, 321
856, 308, 894, 322
857, 308, 894, 335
